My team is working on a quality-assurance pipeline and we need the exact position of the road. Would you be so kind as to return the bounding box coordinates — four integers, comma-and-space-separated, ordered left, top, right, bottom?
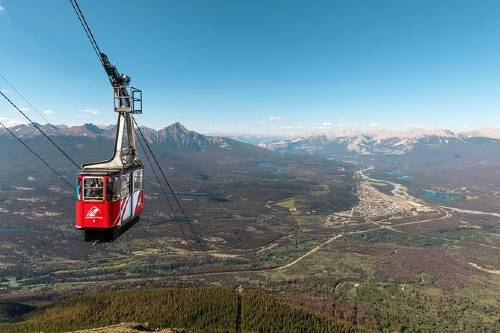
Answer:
468, 263, 500, 276
272, 234, 344, 271
438, 205, 500, 218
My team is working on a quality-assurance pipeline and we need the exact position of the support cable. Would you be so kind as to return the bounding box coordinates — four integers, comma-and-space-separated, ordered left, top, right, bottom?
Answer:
0, 72, 85, 162
0, 120, 73, 189
68, 0, 105, 68
0, 91, 80, 168
134, 126, 190, 245
133, 118, 207, 252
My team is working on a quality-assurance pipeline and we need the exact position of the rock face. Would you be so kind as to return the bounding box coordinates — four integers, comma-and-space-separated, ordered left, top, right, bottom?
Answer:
70, 322, 190, 333
154, 122, 233, 150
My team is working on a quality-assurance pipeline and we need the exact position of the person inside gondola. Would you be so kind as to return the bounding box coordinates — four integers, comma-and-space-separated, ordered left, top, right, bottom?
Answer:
90, 179, 103, 199
84, 178, 103, 200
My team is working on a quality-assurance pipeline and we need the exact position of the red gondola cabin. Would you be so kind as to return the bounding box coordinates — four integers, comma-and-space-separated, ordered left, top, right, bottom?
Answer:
76, 166, 144, 240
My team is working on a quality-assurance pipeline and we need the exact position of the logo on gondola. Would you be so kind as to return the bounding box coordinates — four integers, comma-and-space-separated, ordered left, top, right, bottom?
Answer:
86, 206, 103, 220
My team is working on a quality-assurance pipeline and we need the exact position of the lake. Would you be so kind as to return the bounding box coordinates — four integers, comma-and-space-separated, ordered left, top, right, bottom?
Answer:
387, 170, 413, 181
424, 190, 463, 201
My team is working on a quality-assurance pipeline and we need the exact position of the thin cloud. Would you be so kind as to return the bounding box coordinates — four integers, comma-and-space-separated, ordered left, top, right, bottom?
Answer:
81, 109, 99, 115
322, 122, 332, 126
368, 122, 381, 127
268, 116, 282, 121
0, 117, 25, 127
43, 110, 54, 115
0, 6, 5, 12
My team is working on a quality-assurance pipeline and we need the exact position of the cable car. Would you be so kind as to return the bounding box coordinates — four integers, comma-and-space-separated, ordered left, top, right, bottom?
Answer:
76, 52, 144, 242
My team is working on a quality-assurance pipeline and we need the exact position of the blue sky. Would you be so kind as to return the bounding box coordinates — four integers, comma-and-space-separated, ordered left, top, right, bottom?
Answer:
1, 0, 500, 134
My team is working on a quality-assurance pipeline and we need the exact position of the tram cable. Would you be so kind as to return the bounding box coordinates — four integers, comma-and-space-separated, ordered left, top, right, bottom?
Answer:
0, 72, 85, 163
133, 119, 207, 252
135, 128, 177, 214
0, 90, 80, 169
0, 120, 74, 189
134, 126, 191, 246
68, 0, 105, 69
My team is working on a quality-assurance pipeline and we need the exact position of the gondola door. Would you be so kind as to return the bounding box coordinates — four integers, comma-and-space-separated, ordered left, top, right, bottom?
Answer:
131, 169, 144, 217
119, 173, 132, 226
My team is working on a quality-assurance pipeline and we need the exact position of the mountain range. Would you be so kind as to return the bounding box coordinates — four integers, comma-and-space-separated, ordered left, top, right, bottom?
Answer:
2, 122, 500, 156
261, 128, 500, 155
0, 122, 237, 152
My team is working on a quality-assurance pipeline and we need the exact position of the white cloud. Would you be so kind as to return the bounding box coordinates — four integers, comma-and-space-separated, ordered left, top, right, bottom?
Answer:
322, 122, 332, 126
43, 110, 54, 115
368, 122, 381, 127
0, 117, 25, 127
81, 109, 99, 115
337, 122, 348, 127
0, 6, 5, 12
19, 107, 30, 112
268, 116, 282, 121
